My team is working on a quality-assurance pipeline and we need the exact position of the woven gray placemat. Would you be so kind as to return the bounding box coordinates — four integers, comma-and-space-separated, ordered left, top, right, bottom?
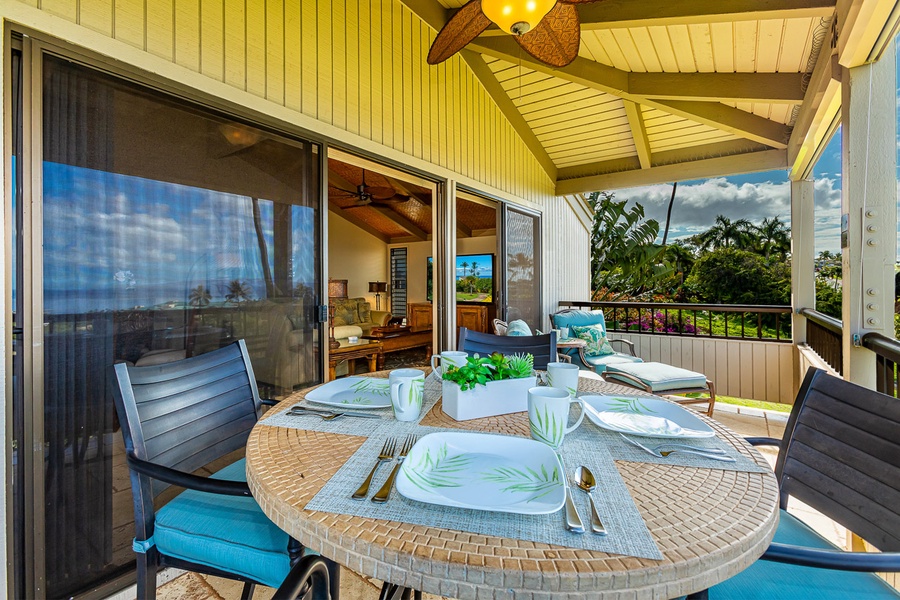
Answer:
569, 417, 770, 473
304, 426, 664, 560
261, 375, 442, 435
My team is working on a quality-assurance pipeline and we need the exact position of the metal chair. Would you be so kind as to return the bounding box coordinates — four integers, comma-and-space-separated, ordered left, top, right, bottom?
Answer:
709, 367, 900, 599
458, 327, 557, 370
271, 554, 333, 600
109, 340, 338, 599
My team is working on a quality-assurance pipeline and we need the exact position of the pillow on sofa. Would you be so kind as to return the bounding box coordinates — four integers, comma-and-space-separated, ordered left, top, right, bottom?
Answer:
333, 298, 359, 325
571, 324, 615, 357
357, 301, 372, 325
507, 320, 533, 336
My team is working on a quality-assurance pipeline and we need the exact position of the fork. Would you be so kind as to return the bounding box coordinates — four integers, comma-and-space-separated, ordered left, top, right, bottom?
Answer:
651, 442, 727, 455
620, 434, 736, 462
352, 438, 397, 500
371, 434, 418, 503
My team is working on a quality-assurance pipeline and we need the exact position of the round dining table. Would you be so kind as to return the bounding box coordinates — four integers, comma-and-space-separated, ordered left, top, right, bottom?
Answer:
246, 370, 779, 599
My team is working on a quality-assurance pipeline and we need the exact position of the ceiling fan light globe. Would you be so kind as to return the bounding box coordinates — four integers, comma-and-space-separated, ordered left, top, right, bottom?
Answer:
481, 0, 556, 35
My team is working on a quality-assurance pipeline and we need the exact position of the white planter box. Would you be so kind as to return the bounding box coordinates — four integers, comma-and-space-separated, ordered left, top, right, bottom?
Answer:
441, 376, 537, 421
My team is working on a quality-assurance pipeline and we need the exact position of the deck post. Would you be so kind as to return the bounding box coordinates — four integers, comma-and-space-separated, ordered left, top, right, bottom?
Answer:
790, 178, 815, 394
840, 40, 897, 387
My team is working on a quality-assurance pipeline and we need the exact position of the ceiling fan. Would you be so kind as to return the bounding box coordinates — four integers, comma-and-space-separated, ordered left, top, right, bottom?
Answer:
427, 0, 599, 68
329, 169, 410, 207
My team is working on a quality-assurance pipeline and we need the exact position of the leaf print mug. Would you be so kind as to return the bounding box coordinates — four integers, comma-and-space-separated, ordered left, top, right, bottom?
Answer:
389, 368, 426, 421
527, 387, 584, 449
430, 351, 468, 377
546, 362, 580, 397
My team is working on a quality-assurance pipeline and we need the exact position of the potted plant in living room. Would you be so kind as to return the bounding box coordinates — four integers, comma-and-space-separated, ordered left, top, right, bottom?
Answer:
441, 353, 536, 421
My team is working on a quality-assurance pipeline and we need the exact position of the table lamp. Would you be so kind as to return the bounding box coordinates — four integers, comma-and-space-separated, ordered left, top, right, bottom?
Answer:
368, 281, 387, 311
327, 280, 345, 349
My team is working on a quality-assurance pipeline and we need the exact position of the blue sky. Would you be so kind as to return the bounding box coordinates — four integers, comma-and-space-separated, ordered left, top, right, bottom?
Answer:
611, 43, 899, 256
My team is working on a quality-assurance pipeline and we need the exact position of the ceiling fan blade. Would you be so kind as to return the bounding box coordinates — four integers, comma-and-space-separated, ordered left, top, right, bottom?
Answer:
373, 195, 410, 204
557, 0, 602, 4
368, 186, 399, 200
427, 0, 492, 65
514, 3, 580, 68
328, 169, 359, 194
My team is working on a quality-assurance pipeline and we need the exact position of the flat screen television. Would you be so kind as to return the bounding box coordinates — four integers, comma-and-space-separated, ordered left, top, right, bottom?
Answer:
427, 253, 494, 304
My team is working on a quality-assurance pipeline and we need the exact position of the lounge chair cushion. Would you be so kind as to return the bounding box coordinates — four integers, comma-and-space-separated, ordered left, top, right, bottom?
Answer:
571, 324, 615, 357
153, 458, 291, 588
710, 509, 900, 599
605, 362, 707, 392
583, 353, 644, 370
506, 320, 533, 336
552, 310, 608, 333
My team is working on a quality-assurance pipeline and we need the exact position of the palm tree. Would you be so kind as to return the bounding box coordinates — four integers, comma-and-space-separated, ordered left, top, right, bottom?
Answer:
470, 261, 479, 292
697, 215, 754, 251
754, 217, 790, 261
189, 284, 212, 307
225, 280, 252, 303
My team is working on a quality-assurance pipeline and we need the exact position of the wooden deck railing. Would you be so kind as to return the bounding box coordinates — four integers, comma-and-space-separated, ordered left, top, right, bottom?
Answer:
558, 301, 792, 342
862, 332, 900, 396
797, 308, 843, 376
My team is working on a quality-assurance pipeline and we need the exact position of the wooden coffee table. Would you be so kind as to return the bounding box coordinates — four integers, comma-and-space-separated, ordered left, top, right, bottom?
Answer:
362, 326, 433, 369
327, 339, 383, 381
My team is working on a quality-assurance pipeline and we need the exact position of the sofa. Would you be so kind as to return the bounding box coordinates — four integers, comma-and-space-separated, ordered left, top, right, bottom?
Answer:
332, 297, 391, 340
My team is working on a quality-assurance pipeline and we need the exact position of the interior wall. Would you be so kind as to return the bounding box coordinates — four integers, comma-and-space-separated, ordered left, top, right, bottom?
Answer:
328, 212, 388, 304
393, 235, 496, 305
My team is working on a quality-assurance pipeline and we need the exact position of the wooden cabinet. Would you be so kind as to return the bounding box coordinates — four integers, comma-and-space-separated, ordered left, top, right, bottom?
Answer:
457, 304, 488, 333
407, 303, 433, 331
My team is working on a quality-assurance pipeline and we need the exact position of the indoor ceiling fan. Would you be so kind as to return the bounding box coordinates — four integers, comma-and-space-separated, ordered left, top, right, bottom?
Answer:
329, 169, 410, 207
427, 0, 599, 68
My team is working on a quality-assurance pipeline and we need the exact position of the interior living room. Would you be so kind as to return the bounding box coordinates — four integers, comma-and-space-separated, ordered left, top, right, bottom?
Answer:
327, 152, 499, 378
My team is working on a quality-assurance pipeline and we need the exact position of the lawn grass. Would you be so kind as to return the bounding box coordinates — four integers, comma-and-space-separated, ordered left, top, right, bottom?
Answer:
716, 394, 791, 413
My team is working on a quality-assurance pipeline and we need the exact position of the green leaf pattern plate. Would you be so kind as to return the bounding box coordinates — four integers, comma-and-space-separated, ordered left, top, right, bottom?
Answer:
304, 377, 392, 409
396, 432, 566, 514
580, 395, 715, 438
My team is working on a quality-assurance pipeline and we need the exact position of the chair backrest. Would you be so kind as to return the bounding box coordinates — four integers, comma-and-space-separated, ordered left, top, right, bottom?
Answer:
458, 327, 557, 370
492, 319, 508, 335
550, 309, 607, 334
110, 339, 263, 500
778, 368, 900, 551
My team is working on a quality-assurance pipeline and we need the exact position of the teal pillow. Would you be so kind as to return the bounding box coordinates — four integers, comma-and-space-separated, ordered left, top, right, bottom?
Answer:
506, 320, 533, 336
571, 324, 615, 357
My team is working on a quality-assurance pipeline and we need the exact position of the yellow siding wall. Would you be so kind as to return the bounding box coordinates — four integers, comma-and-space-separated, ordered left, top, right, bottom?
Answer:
16, 0, 554, 204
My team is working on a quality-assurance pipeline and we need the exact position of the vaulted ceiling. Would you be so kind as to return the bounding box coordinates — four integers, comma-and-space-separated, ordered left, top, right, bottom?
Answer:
401, 0, 898, 195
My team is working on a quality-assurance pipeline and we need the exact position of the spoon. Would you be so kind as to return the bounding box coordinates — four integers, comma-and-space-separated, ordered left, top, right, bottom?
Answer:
574, 466, 607, 535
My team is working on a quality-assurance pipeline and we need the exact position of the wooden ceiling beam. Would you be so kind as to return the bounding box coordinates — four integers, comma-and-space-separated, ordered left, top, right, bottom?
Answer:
622, 101, 651, 169
456, 221, 473, 237
576, 0, 836, 30
372, 206, 429, 240
653, 100, 790, 149
328, 203, 391, 243
556, 141, 784, 194
788, 47, 842, 178
629, 72, 805, 103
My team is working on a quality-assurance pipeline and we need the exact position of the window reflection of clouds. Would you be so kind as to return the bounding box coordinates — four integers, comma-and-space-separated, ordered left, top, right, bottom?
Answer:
43, 162, 317, 313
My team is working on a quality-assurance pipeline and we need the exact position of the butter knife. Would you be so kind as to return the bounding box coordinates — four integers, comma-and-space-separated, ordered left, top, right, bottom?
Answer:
556, 452, 585, 533
288, 407, 381, 419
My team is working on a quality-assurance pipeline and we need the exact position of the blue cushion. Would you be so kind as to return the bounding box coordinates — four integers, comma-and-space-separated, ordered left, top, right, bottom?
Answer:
583, 353, 643, 372
710, 510, 900, 599
153, 458, 290, 588
553, 310, 607, 334
605, 362, 707, 392
506, 320, 533, 336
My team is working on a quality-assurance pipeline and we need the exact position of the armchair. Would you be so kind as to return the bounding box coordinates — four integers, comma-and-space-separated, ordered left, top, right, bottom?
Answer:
109, 340, 338, 599
550, 309, 642, 373
709, 367, 900, 599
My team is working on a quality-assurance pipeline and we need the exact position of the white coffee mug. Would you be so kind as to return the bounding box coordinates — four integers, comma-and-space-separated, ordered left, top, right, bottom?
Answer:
389, 368, 425, 421
547, 361, 580, 397
527, 387, 584, 449
430, 350, 468, 377
559, 326, 570, 339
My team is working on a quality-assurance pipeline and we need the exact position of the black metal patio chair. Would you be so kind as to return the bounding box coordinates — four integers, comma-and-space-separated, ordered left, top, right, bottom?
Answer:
708, 367, 900, 599
458, 326, 557, 370
110, 339, 338, 600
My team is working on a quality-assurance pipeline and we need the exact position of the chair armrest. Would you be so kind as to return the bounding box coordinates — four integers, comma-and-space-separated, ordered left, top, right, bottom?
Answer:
601, 370, 652, 391
556, 353, 572, 363
609, 338, 637, 357
763, 543, 900, 572
745, 437, 782, 448
260, 398, 280, 407
126, 455, 252, 497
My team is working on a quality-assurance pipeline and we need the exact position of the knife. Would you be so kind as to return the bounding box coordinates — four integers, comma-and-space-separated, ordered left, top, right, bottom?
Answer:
555, 452, 585, 533
288, 407, 382, 419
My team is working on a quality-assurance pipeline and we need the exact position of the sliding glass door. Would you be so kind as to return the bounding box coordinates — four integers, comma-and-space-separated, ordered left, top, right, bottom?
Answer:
9, 45, 324, 598
501, 205, 542, 329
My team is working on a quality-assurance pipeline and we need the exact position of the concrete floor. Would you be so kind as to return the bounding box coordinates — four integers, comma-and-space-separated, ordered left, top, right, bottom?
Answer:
148, 406, 845, 600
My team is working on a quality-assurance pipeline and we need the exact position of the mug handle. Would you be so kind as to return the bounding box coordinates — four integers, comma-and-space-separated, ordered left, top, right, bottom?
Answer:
391, 380, 405, 410
564, 398, 585, 434
430, 355, 442, 377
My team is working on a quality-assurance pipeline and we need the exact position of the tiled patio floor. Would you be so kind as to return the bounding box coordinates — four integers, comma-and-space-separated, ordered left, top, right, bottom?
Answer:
144, 406, 844, 600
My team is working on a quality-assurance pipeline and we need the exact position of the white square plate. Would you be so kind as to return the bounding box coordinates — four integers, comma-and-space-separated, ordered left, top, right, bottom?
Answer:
396, 432, 565, 514
580, 395, 715, 438
304, 377, 391, 409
